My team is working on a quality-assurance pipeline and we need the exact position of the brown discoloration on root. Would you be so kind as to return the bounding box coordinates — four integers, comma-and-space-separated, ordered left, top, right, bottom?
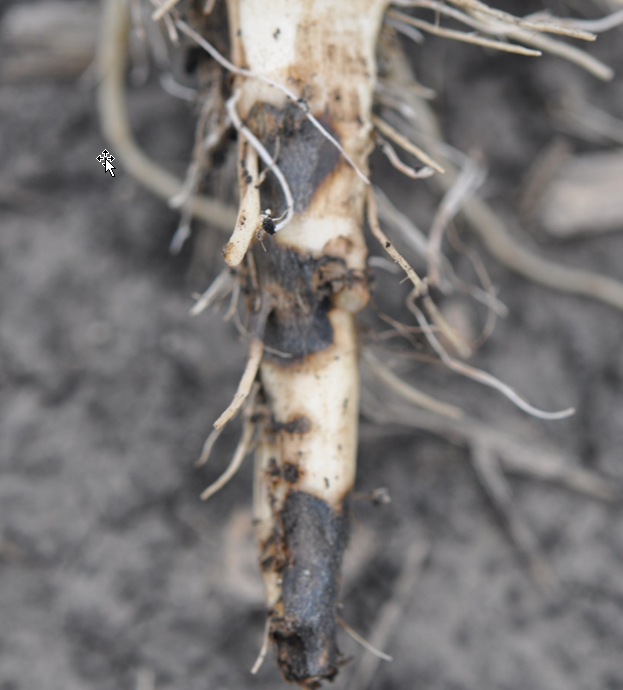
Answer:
272, 415, 313, 436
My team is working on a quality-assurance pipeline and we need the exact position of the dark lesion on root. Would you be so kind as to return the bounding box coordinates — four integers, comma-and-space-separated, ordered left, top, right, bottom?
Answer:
249, 238, 367, 361
237, 102, 367, 361
268, 490, 350, 688
239, 102, 360, 687
245, 101, 341, 213
271, 414, 313, 436
266, 456, 303, 485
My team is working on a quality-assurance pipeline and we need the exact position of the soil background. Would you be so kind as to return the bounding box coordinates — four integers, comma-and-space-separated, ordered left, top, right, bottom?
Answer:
1, 2, 623, 690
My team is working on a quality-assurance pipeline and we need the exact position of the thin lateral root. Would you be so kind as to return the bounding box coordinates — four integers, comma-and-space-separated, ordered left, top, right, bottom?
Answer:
161, 11, 179, 43
223, 141, 261, 266
501, 26, 613, 81
151, 0, 181, 21
427, 152, 486, 287
214, 337, 263, 430
195, 426, 223, 467
374, 187, 428, 259
214, 294, 271, 430
169, 82, 227, 252
190, 269, 235, 317
422, 294, 472, 359
337, 617, 393, 662
378, 137, 434, 179
363, 348, 463, 420
368, 189, 471, 359
408, 296, 576, 421
395, 0, 597, 41
372, 114, 445, 173
445, 0, 595, 40
250, 618, 271, 674
387, 9, 542, 57
553, 9, 623, 34
367, 187, 427, 296
201, 405, 255, 501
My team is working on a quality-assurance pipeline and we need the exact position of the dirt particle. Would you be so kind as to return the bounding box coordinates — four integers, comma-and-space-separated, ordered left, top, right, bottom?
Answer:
282, 462, 300, 483
267, 458, 280, 477
273, 415, 312, 435
260, 555, 275, 572
262, 216, 276, 235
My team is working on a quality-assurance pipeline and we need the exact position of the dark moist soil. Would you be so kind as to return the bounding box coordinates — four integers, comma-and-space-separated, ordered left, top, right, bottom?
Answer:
2, 2, 623, 690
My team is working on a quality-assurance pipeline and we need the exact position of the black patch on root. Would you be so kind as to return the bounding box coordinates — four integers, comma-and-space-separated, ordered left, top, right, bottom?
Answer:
271, 490, 350, 686
282, 462, 300, 483
246, 102, 340, 214
251, 239, 349, 360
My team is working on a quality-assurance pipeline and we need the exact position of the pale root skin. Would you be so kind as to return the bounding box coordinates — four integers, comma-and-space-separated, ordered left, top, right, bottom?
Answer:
223, 142, 260, 268
233, 0, 385, 268
254, 309, 360, 609
260, 310, 360, 507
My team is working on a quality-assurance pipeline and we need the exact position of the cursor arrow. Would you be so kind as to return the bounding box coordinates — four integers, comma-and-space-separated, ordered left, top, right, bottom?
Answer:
105, 160, 116, 177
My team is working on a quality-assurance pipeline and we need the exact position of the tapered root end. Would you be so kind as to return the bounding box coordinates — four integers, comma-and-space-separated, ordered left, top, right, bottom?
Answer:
272, 620, 340, 688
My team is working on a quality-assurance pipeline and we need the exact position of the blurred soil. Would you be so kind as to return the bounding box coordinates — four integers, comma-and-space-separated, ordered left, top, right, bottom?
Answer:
1, 2, 623, 690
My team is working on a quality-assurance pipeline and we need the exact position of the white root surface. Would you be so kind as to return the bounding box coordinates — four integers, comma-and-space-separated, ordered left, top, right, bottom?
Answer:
259, 310, 360, 508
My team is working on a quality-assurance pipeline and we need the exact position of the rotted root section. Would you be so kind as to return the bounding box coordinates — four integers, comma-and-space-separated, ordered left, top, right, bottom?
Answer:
251, 257, 362, 685
255, 406, 355, 686
248, 240, 363, 685
251, 238, 369, 359
268, 490, 350, 685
